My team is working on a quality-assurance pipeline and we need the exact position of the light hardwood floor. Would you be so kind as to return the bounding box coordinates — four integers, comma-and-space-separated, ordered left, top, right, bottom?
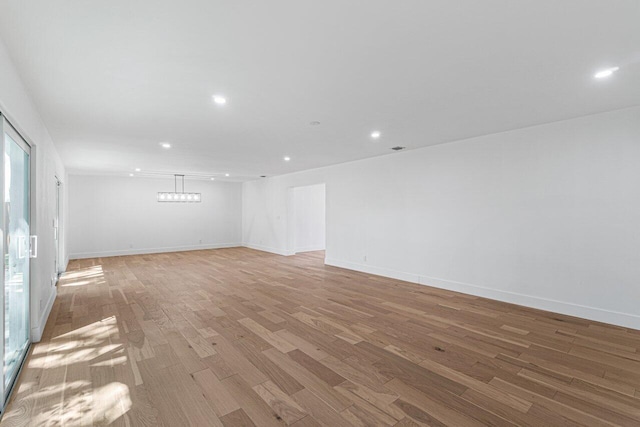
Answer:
1, 247, 639, 426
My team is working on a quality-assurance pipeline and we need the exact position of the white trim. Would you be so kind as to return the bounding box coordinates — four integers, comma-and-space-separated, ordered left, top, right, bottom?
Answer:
295, 245, 326, 253
70, 242, 242, 259
325, 258, 421, 283
31, 287, 56, 343
325, 257, 640, 330
242, 243, 294, 256
3, 120, 31, 153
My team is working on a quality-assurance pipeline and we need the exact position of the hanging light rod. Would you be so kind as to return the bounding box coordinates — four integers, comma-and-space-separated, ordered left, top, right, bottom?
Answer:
158, 174, 201, 203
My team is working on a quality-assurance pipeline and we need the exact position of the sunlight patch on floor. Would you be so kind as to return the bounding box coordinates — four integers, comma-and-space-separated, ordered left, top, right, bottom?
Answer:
60, 265, 105, 287
27, 344, 123, 369
18, 381, 132, 426
53, 316, 117, 341
1, 309, 134, 425
24, 317, 124, 370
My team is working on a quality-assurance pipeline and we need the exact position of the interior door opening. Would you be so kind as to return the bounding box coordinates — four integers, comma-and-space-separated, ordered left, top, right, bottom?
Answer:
54, 177, 61, 280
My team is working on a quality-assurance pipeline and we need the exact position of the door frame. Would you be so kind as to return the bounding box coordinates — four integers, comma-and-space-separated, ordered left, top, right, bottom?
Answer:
54, 176, 62, 279
0, 112, 35, 413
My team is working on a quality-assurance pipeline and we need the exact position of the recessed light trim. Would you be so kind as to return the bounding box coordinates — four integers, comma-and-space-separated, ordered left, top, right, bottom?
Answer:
160, 142, 171, 149
225, 173, 229, 177
210, 177, 215, 181
594, 66, 620, 79
284, 156, 291, 161
129, 173, 134, 177
135, 168, 141, 172
213, 95, 227, 105
371, 131, 381, 139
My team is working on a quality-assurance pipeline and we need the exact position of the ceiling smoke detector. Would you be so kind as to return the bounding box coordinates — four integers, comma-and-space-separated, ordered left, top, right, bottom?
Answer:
391, 146, 406, 151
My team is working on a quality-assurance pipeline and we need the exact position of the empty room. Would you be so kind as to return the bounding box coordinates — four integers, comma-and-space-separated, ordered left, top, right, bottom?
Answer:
0, 1, 639, 426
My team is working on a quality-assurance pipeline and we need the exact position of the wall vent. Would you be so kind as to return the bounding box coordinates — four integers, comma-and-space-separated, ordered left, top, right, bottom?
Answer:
391, 146, 406, 151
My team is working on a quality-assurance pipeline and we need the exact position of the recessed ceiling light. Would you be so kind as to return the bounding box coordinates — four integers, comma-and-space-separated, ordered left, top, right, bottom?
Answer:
225, 173, 229, 177
135, 168, 141, 172
594, 66, 620, 79
160, 142, 171, 149
371, 131, 381, 139
210, 177, 215, 181
213, 95, 227, 105
129, 173, 134, 177
284, 156, 291, 161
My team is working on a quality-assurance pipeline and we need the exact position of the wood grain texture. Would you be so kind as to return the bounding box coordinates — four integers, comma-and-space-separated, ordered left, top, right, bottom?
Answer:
1, 247, 639, 426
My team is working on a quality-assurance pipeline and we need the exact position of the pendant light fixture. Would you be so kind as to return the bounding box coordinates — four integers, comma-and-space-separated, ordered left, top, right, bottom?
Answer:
157, 174, 201, 202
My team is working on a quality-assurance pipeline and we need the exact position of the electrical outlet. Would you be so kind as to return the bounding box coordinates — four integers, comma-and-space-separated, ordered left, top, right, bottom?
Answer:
199, 239, 202, 244
363, 255, 367, 262
129, 243, 133, 248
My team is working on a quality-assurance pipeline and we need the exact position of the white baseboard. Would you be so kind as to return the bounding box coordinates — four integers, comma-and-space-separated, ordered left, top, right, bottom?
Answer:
295, 245, 326, 253
325, 257, 640, 330
242, 243, 294, 256
325, 258, 422, 283
31, 287, 56, 343
70, 242, 242, 259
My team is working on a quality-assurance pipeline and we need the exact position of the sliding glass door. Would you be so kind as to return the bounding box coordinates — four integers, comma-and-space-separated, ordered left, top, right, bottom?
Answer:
1, 116, 31, 406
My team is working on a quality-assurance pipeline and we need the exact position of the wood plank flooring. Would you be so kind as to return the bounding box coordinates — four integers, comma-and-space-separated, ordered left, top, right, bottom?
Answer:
1, 247, 639, 426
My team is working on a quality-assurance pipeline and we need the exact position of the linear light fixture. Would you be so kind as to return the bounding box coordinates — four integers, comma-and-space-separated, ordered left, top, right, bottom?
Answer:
158, 174, 201, 203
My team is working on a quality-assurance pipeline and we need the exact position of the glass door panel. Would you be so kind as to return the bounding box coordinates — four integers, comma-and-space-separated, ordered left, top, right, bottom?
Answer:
3, 122, 30, 395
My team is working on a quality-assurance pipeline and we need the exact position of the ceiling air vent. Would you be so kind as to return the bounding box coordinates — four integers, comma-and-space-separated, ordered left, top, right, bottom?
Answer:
391, 146, 406, 151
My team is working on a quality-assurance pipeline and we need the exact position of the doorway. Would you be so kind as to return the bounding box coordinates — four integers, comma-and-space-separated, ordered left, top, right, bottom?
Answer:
54, 177, 61, 278
292, 183, 326, 254
0, 115, 33, 410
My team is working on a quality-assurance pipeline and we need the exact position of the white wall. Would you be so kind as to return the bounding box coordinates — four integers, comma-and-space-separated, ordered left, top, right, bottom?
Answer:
0, 39, 67, 342
293, 184, 325, 253
69, 175, 242, 258
243, 107, 640, 329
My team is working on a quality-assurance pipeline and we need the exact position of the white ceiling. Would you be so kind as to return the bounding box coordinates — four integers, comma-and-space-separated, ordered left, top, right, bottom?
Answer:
0, 0, 638, 181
